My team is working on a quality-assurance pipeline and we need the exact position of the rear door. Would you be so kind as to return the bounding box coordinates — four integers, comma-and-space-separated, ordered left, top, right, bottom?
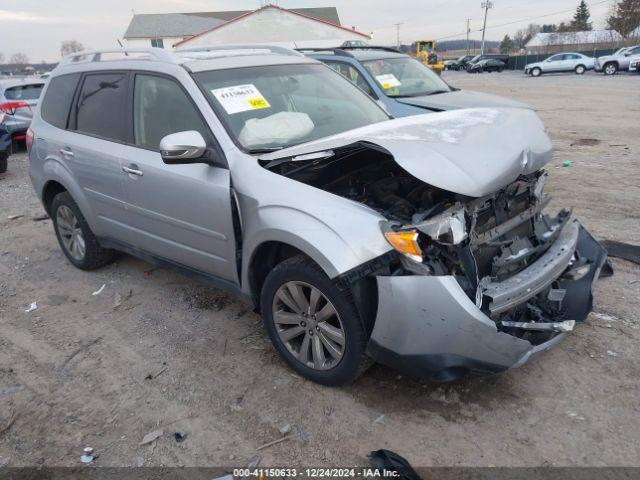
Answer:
66, 71, 132, 243
118, 72, 238, 282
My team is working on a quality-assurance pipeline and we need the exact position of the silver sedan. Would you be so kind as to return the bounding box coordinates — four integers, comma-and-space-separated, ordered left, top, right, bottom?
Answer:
525, 52, 595, 76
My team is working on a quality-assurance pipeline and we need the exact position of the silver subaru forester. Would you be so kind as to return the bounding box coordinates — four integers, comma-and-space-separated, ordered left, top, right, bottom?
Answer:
28, 46, 609, 385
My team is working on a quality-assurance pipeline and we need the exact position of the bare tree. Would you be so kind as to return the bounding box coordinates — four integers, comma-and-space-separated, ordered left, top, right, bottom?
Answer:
60, 40, 85, 57
10, 52, 29, 65
0, 52, 5, 64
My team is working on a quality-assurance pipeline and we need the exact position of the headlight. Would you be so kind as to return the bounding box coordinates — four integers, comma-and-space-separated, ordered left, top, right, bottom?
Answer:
383, 229, 423, 262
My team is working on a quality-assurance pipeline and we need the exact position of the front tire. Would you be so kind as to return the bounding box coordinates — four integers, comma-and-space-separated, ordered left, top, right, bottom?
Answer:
51, 192, 116, 270
575, 65, 586, 75
603, 62, 617, 75
261, 256, 370, 386
531, 67, 542, 77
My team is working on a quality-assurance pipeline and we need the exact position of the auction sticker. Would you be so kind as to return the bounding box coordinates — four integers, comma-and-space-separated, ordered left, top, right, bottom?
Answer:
375, 74, 401, 89
211, 84, 270, 114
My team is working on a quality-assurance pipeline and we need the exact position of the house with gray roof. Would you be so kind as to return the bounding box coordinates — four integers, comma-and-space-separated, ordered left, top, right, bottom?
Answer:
123, 5, 364, 50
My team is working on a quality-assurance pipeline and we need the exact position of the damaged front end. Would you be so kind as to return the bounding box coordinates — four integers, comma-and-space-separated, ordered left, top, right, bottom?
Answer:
259, 108, 610, 381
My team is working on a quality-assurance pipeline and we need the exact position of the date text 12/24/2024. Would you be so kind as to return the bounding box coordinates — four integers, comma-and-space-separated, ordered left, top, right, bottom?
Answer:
231, 468, 401, 478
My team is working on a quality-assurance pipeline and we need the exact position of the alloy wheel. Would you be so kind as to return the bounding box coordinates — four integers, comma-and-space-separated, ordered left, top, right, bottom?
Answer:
272, 281, 345, 371
605, 64, 617, 75
56, 205, 86, 261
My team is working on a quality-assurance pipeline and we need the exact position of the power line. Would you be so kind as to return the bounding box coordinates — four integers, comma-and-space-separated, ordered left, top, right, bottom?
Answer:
436, 0, 611, 41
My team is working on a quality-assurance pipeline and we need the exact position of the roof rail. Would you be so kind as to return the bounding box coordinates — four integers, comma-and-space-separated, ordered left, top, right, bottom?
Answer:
59, 48, 178, 67
175, 44, 304, 58
295, 47, 354, 57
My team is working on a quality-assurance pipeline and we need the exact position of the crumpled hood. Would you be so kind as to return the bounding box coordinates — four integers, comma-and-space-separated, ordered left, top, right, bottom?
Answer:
260, 107, 553, 198
395, 90, 530, 111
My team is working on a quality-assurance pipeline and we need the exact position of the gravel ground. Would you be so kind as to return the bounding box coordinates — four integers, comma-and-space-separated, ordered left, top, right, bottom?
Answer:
0, 70, 639, 468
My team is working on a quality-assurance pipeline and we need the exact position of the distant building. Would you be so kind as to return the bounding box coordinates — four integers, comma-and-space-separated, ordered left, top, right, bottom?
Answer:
123, 5, 369, 50
525, 30, 624, 54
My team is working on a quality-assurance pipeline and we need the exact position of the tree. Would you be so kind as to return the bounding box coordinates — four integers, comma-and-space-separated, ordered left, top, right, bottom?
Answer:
10, 52, 29, 65
513, 24, 541, 48
0, 52, 4, 64
607, 0, 640, 36
571, 0, 593, 31
541, 24, 557, 33
60, 40, 85, 57
499, 35, 514, 53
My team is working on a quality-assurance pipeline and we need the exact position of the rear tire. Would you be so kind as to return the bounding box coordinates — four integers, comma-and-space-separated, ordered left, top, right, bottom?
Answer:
0, 153, 7, 173
575, 65, 586, 75
261, 255, 371, 386
531, 67, 542, 77
51, 192, 116, 270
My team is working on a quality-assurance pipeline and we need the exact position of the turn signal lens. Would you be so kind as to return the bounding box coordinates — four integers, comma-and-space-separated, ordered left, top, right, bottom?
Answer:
384, 230, 423, 261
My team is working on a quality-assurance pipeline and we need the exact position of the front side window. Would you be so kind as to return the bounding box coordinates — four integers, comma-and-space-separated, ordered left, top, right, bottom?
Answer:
362, 57, 451, 98
194, 64, 388, 152
41, 73, 80, 129
75, 72, 128, 141
325, 62, 374, 97
133, 74, 210, 150
4, 83, 44, 101
548, 55, 563, 62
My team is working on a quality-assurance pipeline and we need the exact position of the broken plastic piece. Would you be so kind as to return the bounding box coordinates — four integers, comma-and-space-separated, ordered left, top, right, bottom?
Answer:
92, 284, 106, 296
24, 302, 37, 313
501, 319, 575, 332
411, 203, 467, 245
80, 446, 95, 464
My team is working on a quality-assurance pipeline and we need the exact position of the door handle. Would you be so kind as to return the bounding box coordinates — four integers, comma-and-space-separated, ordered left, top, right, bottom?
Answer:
122, 165, 144, 177
59, 148, 74, 158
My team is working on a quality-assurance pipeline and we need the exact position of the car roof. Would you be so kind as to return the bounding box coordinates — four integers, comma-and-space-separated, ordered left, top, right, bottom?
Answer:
0, 77, 46, 89
50, 45, 318, 77
304, 47, 408, 62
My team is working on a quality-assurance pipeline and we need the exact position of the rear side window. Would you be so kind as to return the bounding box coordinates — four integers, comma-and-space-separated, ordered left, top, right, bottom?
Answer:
40, 74, 80, 129
75, 72, 128, 141
4, 84, 44, 101
133, 74, 210, 150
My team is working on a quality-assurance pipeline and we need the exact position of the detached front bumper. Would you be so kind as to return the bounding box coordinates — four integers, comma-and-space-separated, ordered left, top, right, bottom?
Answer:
366, 221, 609, 381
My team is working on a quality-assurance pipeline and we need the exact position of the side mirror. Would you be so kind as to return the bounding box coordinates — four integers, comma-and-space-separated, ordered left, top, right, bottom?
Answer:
160, 131, 207, 165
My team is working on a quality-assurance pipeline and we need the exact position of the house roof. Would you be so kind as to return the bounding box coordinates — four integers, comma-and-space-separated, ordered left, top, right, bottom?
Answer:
174, 5, 369, 47
526, 30, 623, 47
124, 7, 341, 39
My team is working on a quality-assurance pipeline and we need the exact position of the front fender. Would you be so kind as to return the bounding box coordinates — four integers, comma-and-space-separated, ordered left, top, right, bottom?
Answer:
240, 204, 392, 293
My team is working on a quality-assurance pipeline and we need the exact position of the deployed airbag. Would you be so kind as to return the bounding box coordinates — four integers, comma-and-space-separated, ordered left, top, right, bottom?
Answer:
239, 111, 314, 148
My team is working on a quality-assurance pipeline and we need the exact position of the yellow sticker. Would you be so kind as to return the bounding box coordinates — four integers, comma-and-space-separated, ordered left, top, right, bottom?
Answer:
248, 97, 269, 109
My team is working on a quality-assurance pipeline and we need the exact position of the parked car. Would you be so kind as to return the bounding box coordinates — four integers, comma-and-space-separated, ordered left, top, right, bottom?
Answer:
1, 78, 45, 173
445, 55, 474, 70
466, 53, 510, 67
29, 45, 609, 385
595, 45, 640, 75
524, 52, 595, 77
303, 47, 528, 118
467, 58, 506, 73
629, 54, 640, 73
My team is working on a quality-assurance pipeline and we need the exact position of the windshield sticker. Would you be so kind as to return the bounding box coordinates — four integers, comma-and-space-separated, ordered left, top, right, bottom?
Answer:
211, 84, 270, 114
375, 74, 401, 89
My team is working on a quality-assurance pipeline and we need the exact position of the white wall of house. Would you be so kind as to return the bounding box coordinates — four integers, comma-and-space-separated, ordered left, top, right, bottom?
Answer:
125, 37, 184, 49
175, 7, 368, 48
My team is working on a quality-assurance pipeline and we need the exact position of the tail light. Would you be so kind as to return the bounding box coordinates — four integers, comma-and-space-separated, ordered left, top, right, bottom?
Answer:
26, 128, 34, 154
0, 101, 30, 115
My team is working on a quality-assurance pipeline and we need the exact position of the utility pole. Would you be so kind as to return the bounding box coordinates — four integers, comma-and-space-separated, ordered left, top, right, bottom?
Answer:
480, 1, 493, 55
466, 18, 471, 55
394, 23, 402, 49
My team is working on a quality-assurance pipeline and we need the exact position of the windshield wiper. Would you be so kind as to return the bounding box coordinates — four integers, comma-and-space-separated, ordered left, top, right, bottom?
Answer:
247, 147, 284, 154
391, 89, 450, 98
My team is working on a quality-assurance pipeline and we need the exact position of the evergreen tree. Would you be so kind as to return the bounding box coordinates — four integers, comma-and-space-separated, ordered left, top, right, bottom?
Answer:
607, 0, 640, 36
571, 0, 593, 31
499, 35, 514, 53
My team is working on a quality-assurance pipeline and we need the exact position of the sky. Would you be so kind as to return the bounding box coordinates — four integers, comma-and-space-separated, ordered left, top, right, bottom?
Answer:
0, 0, 615, 62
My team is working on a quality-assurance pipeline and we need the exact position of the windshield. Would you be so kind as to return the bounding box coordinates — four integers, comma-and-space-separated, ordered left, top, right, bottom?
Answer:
4, 83, 44, 101
362, 57, 451, 98
194, 64, 389, 152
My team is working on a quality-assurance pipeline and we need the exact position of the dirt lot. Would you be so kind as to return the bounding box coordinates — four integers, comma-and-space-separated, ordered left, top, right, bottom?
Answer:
1, 70, 639, 468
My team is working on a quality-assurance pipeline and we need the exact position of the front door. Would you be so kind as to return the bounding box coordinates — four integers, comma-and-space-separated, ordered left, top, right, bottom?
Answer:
119, 73, 238, 283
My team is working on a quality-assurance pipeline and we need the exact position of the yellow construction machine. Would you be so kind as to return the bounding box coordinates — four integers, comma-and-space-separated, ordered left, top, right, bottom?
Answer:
412, 40, 445, 75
